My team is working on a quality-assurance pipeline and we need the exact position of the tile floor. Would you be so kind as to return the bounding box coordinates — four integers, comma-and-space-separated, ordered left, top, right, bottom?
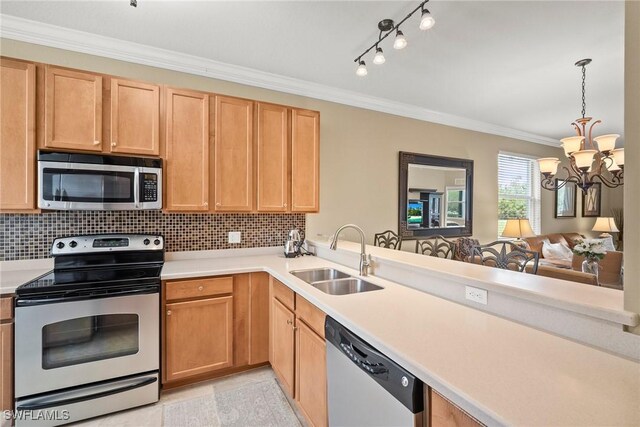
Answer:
72, 367, 307, 426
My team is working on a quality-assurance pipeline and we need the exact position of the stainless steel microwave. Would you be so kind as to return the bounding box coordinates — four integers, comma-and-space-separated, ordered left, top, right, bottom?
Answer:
38, 151, 162, 210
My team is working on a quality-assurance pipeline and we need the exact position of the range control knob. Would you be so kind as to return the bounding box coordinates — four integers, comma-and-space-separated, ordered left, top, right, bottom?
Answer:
154, 239, 161, 246
56, 242, 65, 249
143, 239, 150, 246
69, 241, 78, 248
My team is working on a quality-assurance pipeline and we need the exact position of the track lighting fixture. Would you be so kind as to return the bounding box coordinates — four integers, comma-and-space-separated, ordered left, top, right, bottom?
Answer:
353, 0, 435, 76
130, 0, 137, 7
356, 60, 368, 77
373, 47, 386, 65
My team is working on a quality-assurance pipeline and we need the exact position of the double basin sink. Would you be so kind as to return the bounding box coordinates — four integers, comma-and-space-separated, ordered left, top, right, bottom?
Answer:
289, 268, 383, 295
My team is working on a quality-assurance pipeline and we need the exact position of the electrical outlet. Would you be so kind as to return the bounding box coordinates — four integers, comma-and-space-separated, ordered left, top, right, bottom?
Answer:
465, 286, 488, 305
228, 231, 241, 244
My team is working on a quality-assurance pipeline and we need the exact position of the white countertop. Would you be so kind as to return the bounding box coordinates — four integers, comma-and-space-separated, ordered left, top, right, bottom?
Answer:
3, 250, 639, 425
161, 251, 640, 426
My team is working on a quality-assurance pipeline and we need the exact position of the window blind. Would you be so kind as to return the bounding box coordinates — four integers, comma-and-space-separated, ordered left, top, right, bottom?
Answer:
497, 153, 541, 236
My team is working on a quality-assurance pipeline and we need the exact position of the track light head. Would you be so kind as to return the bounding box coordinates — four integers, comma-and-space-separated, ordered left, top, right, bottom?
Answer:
130, 0, 137, 7
419, 8, 435, 30
393, 30, 407, 50
373, 47, 386, 65
356, 60, 368, 77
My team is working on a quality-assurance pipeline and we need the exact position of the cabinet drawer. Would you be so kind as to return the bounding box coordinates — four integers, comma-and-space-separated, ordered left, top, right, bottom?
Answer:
0, 297, 13, 322
166, 277, 233, 302
295, 296, 325, 339
272, 278, 295, 311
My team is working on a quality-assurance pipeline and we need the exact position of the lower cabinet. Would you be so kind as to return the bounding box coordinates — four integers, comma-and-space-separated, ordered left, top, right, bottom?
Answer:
430, 389, 482, 427
1, 296, 14, 418
270, 278, 328, 427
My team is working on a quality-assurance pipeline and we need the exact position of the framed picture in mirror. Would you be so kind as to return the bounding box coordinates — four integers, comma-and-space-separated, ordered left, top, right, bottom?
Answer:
582, 182, 601, 217
554, 179, 577, 218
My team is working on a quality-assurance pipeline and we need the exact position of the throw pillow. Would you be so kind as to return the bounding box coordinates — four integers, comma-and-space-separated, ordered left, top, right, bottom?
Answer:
588, 237, 616, 252
542, 241, 573, 261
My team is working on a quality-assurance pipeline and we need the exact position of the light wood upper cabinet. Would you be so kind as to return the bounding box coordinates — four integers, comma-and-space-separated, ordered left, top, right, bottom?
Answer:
45, 66, 102, 151
110, 78, 160, 156
165, 88, 209, 211
0, 59, 36, 211
291, 108, 320, 212
271, 297, 296, 397
256, 103, 289, 212
213, 96, 254, 211
165, 296, 233, 382
296, 320, 328, 427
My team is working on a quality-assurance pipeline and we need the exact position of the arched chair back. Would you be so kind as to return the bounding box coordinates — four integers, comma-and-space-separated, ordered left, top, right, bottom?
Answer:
373, 230, 403, 250
415, 235, 456, 259
471, 241, 540, 274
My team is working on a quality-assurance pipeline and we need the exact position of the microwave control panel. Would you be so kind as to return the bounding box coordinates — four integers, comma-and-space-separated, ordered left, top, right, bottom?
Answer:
142, 174, 158, 202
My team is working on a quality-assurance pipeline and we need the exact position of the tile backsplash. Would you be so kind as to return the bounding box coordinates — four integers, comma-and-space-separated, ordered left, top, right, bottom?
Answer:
0, 211, 305, 261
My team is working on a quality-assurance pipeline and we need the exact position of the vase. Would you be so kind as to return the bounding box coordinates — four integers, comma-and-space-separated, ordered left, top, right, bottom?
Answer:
581, 257, 600, 280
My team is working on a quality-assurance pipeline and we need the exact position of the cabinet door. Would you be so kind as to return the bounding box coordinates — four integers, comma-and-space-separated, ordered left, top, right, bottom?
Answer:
430, 389, 481, 427
1, 322, 13, 415
110, 78, 160, 155
165, 296, 233, 381
296, 320, 328, 427
0, 59, 36, 211
213, 96, 253, 211
256, 103, 288, 212
290, 109, 319, 212
271, 298, 295, 396
165, 88, 209, 211
249, 272, 270, 365
45, 66, 102, 151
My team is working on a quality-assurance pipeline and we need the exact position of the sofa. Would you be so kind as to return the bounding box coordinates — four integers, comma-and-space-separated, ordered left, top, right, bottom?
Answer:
522, 233, 623, 289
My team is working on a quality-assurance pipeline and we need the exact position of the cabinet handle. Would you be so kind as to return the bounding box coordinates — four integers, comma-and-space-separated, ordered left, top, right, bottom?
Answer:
204, 202, 208, 207
292, 326, 298, 331
216, 202, 221, 206
198, 285, 204, 291
93, 140, 101, 146
284, 203, 287, 208
286, 319, 293, 325
167, 310, 172, 316
111, 141, 117, 147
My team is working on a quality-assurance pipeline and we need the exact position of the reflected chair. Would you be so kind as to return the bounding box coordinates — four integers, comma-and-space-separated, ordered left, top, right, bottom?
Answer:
453, 237, 480, 262
373, 230, 403, 250
415, 235, 456, 259
471, 241, 540, 274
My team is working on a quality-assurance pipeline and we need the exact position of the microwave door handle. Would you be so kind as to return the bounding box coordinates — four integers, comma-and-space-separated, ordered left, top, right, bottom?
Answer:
134, 167, 140, 208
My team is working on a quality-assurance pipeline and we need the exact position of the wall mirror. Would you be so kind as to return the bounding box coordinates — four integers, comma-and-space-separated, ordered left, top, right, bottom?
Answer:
399, 152, 474, 239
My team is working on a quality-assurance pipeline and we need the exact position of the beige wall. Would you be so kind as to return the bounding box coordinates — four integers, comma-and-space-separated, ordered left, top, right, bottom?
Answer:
624, 1, 640, 329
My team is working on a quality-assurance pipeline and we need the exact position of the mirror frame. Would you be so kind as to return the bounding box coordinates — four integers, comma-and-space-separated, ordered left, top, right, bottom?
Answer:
398, 151, 474, 239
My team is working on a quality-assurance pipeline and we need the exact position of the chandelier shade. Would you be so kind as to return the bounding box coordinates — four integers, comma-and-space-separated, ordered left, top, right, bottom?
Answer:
537, 59, 623, 193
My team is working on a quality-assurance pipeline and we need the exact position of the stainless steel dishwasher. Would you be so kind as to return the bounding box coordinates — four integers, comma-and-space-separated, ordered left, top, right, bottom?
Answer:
325, 316, 424, 426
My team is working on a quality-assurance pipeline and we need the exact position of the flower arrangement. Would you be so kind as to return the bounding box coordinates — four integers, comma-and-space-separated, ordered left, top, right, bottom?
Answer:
572, 239, 607, 260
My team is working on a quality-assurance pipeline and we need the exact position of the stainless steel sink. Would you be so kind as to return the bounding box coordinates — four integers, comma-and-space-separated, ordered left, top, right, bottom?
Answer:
289, 268, 350, 284
311, 278, 383, 295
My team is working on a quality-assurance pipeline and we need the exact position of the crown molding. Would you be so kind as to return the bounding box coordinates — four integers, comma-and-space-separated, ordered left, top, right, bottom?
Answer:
0, 14, 559, 147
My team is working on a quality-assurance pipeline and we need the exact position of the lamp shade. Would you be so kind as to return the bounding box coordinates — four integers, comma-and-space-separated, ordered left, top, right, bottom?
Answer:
592, 217, 619, 233
593, 134, 619, 153
611, 148, 624, 166
501, 219, 536, 238
537, 158, 560, 175
561, 136, 584, 156
573, 150, 597, 169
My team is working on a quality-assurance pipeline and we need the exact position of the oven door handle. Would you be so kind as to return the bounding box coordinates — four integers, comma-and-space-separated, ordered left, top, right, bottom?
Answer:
16, 285, 159, 306
16, 376, 157, 411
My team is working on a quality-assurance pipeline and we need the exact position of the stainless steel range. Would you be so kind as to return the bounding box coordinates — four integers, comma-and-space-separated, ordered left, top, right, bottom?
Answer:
14, 234, 163, 426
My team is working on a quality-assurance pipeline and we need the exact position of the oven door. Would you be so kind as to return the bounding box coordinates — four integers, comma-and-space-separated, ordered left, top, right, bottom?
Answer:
14, 292, 159, 398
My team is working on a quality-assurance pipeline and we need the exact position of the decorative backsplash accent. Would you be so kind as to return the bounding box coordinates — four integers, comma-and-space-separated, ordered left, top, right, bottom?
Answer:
0, 211, 305, 261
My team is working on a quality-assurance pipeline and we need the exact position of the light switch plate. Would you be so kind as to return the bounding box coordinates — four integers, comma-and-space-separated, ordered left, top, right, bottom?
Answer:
228, 231, 241, 244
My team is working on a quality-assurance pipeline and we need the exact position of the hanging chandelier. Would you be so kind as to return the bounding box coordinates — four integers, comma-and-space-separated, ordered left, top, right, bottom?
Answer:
354, 0, 435, 77
537, 59, 624, 193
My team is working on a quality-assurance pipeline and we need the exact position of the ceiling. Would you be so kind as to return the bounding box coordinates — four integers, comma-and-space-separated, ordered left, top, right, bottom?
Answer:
0, 1, 625, 146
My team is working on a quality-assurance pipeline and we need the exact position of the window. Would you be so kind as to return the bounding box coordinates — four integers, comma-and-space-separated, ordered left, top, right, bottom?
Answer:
498, 153, 541, 236
445, 187, 465, 226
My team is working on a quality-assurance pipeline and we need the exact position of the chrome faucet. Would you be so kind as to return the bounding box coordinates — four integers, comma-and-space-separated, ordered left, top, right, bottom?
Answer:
329, 224, 371, 276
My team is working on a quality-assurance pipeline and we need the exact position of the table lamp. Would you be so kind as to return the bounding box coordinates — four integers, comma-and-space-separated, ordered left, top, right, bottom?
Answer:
501, 219, 535, 241
592, 217, 619, 238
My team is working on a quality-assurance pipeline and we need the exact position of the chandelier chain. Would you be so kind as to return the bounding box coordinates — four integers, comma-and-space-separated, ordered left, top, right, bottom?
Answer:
581, 64, 586, 119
